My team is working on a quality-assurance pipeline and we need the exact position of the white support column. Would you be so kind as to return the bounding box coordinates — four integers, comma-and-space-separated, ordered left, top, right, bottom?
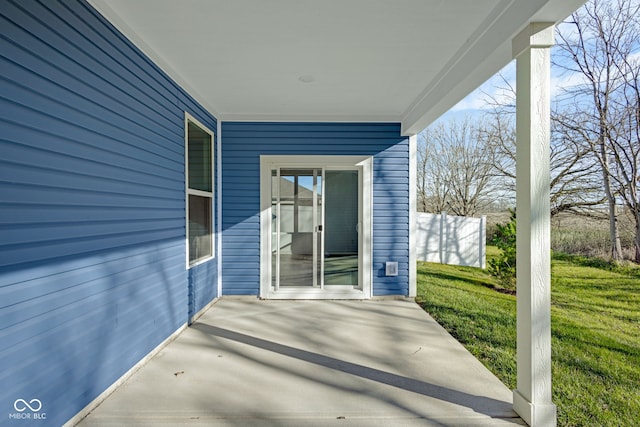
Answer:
409, 134, 417, 297
512, 23, 556, 427
479, 215, 487, 269
439, 212, 447, 264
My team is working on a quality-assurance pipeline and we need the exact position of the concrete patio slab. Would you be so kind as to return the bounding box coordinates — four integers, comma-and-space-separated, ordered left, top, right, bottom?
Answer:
75, 299, 525, 426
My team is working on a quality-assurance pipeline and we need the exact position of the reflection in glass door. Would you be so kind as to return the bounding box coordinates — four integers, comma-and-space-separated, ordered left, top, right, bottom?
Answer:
324, 170, 359, 286
272, 169, 322, 288
271, 167, 359, 290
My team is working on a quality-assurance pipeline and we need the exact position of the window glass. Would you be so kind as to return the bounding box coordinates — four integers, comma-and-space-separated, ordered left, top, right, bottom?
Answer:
188, 195, 212, 263
186, 118, 213, 266
188, 122, 212, 192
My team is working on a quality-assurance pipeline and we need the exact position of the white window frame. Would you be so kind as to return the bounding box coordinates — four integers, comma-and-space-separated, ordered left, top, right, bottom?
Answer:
185, 112, 215, 268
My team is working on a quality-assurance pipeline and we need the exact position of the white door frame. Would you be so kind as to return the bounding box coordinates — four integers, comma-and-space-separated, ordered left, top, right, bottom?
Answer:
260, 155, 373, 299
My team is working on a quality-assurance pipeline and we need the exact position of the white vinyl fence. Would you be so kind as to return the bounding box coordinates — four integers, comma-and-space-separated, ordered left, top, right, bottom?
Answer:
416, 212, 486, 268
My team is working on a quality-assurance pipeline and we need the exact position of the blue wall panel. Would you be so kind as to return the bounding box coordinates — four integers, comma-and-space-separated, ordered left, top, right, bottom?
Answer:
221, 122, 409, 297
0, 1, 218, 425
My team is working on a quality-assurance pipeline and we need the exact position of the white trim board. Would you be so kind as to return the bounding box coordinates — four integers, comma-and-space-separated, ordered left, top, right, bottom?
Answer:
259, 155, 373, 300
216, 120, 223, 298
63, 322, 188, 427
65, 295, 220, 426
409, 135, 417, 297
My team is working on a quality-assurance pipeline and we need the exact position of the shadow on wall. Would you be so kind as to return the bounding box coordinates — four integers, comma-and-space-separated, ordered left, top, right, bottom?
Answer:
220, 122, 410, 296
416, 212, 486, 269
0, 239, 190, 426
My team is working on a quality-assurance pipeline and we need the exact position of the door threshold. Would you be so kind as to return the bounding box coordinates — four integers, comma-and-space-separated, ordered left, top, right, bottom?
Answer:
264, 287, 369, 300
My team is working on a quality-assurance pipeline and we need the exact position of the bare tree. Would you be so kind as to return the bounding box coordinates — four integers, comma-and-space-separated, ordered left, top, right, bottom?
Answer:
417, 137, 448, 213
418, 117, 496, 216
554, 0, 640, 261
479, 76, 604, 218
416, 140, 430, 212
477, 85, 517, 197
549, 111, 607, 217
610, 47, 640, 261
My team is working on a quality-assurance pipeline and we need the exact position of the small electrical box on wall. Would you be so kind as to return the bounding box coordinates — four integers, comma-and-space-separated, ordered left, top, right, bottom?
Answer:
385, 261, 398, 277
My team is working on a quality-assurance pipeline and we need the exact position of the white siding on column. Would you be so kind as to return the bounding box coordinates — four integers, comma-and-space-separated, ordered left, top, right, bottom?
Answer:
512, 22, 556, 427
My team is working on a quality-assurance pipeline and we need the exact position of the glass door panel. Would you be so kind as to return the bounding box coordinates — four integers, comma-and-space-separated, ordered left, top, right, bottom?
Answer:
272, 168, 321, 287
324, 170, 359, 286
271, 166, 359, 290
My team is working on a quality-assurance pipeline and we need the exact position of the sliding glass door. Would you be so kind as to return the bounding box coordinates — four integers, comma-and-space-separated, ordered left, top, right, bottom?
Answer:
271, 167, 359, 290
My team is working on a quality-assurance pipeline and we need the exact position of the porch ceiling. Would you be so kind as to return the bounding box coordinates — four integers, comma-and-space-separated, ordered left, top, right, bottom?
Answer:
88, 0, 584, 135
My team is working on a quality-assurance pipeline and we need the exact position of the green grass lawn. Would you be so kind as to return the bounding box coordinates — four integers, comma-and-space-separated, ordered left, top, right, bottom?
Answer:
415, 247, 640, 427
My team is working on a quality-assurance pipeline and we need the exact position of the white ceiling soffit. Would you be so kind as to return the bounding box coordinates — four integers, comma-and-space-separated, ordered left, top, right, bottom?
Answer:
88, 0, 585, 135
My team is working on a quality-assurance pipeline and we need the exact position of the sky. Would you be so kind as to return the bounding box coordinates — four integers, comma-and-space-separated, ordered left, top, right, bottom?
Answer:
431, 53, 583, 126
430, 0, 640, 129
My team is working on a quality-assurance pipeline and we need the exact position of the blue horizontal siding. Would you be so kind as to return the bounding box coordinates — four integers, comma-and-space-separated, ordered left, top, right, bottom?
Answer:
0, 1, 218, 425
222, 122, 409, 297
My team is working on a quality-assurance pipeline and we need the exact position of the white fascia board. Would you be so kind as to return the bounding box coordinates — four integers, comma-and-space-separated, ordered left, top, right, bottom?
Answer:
530, 0, 588, 24
401, 43, 510, 136
401, 0, 516, 135
401, 0, 586, 136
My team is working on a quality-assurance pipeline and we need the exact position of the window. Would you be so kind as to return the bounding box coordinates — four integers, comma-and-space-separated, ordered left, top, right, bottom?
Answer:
186, 115, 214, 266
